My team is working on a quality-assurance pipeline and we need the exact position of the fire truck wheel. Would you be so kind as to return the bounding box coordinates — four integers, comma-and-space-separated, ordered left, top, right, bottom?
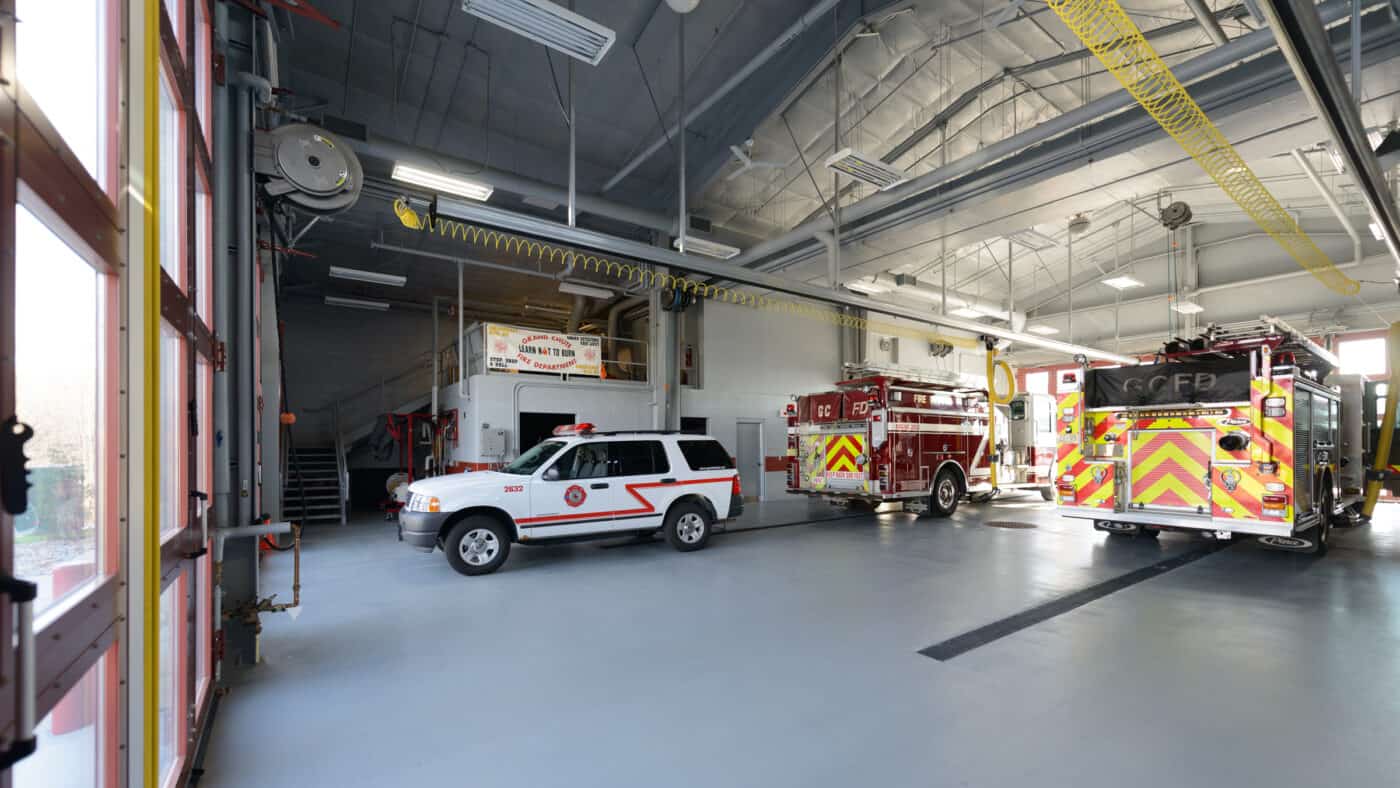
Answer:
444, 516, 512, 576
929, 470, 961, 518
847, 499, 879, 513
1139, 528, 1160, 540
665, 502, 712, 552
1039, 487, 1055, 502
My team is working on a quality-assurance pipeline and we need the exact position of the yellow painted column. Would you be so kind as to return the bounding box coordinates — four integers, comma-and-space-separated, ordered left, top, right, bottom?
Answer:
1362, 323, 1400, 518
984, 345, 1017, 489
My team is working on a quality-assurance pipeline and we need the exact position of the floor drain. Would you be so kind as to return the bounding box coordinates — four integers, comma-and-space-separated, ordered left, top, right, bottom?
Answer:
983, 520, 1038, 529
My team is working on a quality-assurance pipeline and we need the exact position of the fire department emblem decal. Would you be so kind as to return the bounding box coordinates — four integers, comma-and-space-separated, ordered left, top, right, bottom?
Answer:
1092, 465, 1107, 484
1219, 468, 1241, 492
564, 485, 587, 507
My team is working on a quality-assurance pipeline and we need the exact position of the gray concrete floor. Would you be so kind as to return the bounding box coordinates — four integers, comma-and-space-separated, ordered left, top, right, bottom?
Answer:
200, 496, 1400, 787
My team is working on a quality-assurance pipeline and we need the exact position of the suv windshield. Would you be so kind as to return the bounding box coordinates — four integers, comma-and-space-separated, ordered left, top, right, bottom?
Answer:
502, 440, 567, 475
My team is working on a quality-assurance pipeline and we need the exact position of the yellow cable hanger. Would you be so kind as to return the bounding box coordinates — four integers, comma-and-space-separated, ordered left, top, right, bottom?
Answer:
1047, 0, 1360, 296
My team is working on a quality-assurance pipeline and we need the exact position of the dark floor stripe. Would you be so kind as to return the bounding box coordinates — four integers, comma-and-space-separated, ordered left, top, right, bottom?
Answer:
918, 540, 1233, 662
597, 513, 872, 549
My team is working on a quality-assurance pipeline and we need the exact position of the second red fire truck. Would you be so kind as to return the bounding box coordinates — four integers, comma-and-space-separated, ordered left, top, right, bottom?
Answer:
786, 366, 1058, 515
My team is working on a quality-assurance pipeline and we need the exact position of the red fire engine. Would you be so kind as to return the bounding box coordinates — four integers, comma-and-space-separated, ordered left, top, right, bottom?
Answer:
787, 366, 1058, 515
1055, 317, 1366, 552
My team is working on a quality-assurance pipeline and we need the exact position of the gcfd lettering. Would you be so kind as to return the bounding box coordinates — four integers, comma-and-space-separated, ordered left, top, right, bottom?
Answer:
1122, 372, 1215, 396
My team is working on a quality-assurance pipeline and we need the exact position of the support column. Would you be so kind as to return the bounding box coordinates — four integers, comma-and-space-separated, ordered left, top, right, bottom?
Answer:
259, 259, 282, 523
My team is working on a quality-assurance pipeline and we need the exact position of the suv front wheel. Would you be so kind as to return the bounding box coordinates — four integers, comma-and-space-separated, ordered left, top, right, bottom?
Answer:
444, 516, 512, 576
664, 502, 712, 552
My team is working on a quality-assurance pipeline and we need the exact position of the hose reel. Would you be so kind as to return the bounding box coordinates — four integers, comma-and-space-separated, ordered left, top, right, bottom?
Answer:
254, 122, 363, 215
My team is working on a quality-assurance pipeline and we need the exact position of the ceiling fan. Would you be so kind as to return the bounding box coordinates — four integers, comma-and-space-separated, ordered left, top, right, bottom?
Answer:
725, 140, 785, 182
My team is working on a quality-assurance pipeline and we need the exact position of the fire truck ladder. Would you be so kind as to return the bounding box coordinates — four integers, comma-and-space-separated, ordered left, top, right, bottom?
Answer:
1205, 315, 1341, 371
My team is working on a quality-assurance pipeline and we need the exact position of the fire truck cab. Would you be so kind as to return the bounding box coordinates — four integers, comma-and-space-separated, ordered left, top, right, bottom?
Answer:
788, 366, 1057, 515
1055, 317, 1361, 553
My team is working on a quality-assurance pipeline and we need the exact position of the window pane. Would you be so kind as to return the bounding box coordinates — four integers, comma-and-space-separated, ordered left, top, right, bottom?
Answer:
609, 441, 664, 477
678, 440, 734, 471
160, 327, 184, 535
13, 649, 107, 788
1024, 371, 1049, 394
196, 0, 212, 144
159, 74, 183, 286
552, 444, 608, 480
14, 206, 101, 615
16, 0, 107, 185
196, 184, 211, 322
1340, 337, 1387, 377
159, 581, 179, 777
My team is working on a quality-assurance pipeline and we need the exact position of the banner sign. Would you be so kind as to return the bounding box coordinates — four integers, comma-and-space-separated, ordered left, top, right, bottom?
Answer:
1086, 359, 1250, 408
486, 324, 601, 376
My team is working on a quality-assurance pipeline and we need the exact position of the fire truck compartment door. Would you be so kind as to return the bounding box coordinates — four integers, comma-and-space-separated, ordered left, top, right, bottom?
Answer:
1129, 430, 1212, 515
820, 431, 871, 492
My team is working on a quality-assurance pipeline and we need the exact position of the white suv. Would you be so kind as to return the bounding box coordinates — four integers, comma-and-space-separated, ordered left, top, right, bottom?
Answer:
399, 425, 744, 576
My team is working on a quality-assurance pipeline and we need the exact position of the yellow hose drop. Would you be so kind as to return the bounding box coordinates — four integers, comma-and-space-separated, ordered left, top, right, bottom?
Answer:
984, 347, 1017, 489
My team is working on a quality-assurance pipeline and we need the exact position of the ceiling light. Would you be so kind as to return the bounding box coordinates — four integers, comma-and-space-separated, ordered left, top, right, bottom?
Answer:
1171, 300, 1205, 314
329, 265, 406, 287
949, 307, 984, 318
1371, 222, 1386, 241
845, 278, 892, 295
1325, 143, 1346, 173
1006, 228, 1059, 250
1027, 324, 1060, 335
558, 281, 614, 299
461, 0, 616, 66
324, 295, 390, 311
673, 236, 741, 260
391, 163, 493, 201
824, 148, 908, 191
1102, 274, 1145, 290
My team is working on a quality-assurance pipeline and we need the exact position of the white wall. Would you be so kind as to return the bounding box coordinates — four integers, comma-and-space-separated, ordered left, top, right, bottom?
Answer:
440, 374, 654, 464
861, 315, 986, 383
681, 299, 841, 500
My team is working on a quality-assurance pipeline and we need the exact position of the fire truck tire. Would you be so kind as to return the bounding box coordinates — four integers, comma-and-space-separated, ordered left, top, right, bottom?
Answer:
1039, 487, 1055, 502
1306, 490, 1333, 556
929, 469, 961, 518
847, 500, 879, 513
664, 502, 712, 552
444, 516, 512, 576
1139, 528, 1160, 540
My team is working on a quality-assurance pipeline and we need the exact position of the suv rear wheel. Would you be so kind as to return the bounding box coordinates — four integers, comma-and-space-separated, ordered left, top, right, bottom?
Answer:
444, 516, 511, 576
665, 502, 712, 552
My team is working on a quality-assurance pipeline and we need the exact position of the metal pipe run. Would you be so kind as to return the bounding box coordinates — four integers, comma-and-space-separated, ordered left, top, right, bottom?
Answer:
233, 72, 271, 527
1185, 0, 1230, 46
435, 200, 1139, 364
1292, 148, 1365, 268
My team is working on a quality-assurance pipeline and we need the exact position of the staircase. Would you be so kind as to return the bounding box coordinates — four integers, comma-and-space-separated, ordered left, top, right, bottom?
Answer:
283, 446, 346, 525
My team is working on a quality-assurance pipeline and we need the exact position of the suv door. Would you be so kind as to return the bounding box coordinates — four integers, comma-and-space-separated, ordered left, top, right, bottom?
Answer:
607, 440, 675, 530
525, 441, 619, 536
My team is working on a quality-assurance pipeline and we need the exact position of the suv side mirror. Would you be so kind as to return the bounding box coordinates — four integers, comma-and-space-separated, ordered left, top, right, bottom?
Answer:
542, 466, 561, 482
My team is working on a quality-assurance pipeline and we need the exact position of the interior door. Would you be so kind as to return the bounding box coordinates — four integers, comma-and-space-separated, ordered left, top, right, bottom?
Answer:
736, 421, 763, 502
526, 442, 619, 537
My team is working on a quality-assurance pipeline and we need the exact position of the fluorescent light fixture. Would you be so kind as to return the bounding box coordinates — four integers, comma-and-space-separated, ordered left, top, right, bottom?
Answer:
1027, 324, 1060, 335
824, 148, 908, 191
1371, 222, 1386, 241
329, 265, 406, 288
324, 295, 390, 311
1006, 228, 1059, 250
673, 236, 741, 260
949, 306, 985, 318
461, 0, 616, 66
1102, 274, 1145, 290
845, 278, 892, 295
558, 281, 614, 299
1368, 129, 1385, 149
1172, 300, 1205, 315
391, 163, 493, 201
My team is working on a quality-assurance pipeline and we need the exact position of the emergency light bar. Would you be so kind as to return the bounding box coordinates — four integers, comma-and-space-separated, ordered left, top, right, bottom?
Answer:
553, 423, 597, 435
